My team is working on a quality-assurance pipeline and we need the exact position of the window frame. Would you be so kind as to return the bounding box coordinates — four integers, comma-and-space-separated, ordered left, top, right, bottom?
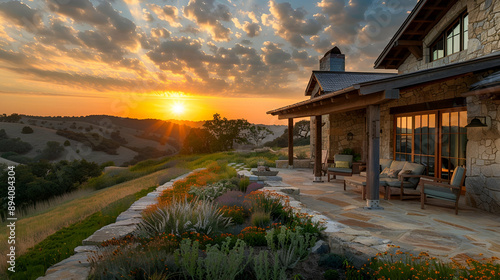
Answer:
393, 107, 467, 178
430, 11, 468, 62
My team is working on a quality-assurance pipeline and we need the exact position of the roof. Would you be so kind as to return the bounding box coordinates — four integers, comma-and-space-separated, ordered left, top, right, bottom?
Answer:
470, 71, 500, 90
374, 0, 457, 69
306, 71, 397, 96
268, 52, 500, 119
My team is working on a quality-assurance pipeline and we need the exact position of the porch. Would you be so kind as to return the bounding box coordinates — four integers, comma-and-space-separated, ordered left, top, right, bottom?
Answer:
276, 167, 500, 262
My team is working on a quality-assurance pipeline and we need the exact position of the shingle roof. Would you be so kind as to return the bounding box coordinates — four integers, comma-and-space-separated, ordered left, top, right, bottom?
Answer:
306, 71, 397, 96
470, 70, 500, 90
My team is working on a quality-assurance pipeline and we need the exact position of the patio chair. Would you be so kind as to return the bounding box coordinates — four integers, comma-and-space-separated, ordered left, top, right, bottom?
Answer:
327, 154, 353, 182
420, 166, 466, 215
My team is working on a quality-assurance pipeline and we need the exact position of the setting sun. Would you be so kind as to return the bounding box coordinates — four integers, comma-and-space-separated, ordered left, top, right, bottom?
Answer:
171, 102, 185, 115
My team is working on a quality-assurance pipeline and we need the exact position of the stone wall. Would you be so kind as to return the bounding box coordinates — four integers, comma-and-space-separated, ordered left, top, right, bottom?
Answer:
379, 75, 478, 159
328, 109, 366, 161
398, 0, 500, 74
465, 93, 500, 213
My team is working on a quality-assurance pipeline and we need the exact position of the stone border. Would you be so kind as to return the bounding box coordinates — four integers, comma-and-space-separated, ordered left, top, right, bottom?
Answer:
36, 170, 202, 280
37, 166, 393, 279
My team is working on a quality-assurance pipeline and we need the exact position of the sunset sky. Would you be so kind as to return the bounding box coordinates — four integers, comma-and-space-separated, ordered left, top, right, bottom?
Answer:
0, 0, 416, 124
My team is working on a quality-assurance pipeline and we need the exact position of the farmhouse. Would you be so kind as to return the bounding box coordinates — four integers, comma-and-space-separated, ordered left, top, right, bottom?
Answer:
268, 0, 500, 213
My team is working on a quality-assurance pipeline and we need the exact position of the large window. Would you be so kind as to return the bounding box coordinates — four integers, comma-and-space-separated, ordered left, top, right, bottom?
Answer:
431, 12, 468, 61
394, 109, 466, 178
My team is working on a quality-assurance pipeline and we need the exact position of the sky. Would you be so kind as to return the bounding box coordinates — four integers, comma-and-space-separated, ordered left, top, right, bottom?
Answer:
0, 0, 417, 124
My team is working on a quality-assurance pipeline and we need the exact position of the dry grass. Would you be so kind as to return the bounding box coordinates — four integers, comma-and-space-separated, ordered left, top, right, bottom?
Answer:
277, 145, 311, 158
0, 166, 189, 272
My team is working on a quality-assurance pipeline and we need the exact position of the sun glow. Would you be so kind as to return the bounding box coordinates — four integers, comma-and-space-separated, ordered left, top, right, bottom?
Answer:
171, 101, 185, 115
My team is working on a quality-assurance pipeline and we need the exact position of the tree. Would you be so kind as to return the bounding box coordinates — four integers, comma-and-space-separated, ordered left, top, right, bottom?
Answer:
39, 141, 65, 160
248, 125, 273, 147
181, 128, 213, 154
0, 129, 7, 140
293, 120, 310, 138
203, 114, 251, 151
21, 126, 34, 134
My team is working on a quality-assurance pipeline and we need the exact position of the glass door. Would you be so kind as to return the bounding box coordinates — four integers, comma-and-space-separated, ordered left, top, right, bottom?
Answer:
440, 111, 467, 179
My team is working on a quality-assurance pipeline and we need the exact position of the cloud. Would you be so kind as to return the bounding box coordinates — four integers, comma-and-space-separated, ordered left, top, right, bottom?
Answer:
47, 0, 108, 26
147, 4, 181, 27
0, 1, 42, 30
266, 0, 324, 48
243, 22, 261, 37
183, 0, 232, 41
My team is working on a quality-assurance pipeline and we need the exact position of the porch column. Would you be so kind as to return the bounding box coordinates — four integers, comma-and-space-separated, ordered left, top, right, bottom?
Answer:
314, 115, 323, 182
288, 118, 294, 168
366, 105, 383, 209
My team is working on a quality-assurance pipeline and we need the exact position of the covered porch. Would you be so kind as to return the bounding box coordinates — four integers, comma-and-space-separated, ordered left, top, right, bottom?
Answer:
267, 52, 500, 210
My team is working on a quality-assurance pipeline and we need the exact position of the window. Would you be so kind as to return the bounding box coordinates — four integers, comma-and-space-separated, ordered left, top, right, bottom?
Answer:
430, 12, 468, 61
394, 109, 466, 178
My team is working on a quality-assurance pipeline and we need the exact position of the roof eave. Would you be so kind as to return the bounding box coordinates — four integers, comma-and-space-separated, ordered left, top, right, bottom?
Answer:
374, 0, 427, 69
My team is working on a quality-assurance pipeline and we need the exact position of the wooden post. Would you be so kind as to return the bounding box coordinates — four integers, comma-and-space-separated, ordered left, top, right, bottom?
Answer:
288, 118, 294, 168
366, 105, 383, 209
314, 115, 323, 182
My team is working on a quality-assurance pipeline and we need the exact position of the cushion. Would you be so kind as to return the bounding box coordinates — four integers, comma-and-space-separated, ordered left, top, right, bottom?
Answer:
387, 169, 401, 178
398, 169, 412, 181
401, 162, 425, 186
380, 159, 393, 173
389, 160, 407, 170
380, 167, 390, 178
334, 154, 353, 166
335, 161, 350, 168
424, 184, 457, 201
450, 167, 465, 187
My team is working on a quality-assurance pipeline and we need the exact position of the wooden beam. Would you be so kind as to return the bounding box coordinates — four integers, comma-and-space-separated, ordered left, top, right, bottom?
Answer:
408, 46, 423, 60
288, 118, 294, 168
396, 40, 421, 46
277, 91, 387, 119
314, 115, 323, 182
365, 105, 382, 209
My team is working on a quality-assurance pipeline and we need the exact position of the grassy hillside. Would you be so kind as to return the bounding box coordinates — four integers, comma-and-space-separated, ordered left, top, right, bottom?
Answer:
0, 165, 189, 275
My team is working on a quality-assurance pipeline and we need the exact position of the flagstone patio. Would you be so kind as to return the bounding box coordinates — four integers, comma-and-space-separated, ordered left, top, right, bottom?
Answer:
276, 168, 500, 263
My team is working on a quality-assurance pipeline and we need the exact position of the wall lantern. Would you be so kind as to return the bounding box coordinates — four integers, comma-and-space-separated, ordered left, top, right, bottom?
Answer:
347, 132, 354, 141
465, 116, 488, 128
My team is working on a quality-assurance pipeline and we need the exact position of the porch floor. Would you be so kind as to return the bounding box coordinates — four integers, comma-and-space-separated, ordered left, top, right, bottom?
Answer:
277, 168, 500, 262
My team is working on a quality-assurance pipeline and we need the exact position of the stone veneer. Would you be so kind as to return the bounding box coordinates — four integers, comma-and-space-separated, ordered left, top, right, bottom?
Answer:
328, 109, 366, 160
465, 94, 500, 213
398, 0, 500, 74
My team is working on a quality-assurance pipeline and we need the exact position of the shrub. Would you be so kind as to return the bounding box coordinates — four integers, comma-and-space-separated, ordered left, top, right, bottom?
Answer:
323, 269, 340, 280
253, 250, 287, 280
237, 226, 267, 247
21, 126, 34, 134
175, 238, 251, 280
0, 138, 32, 154
0, 129, 7, 140
215, 191, 246, 207
220, 205, 246, 224
251, 211, 271, 228
135, 198, 232, 238
245, 182, 264, 194
238, 177, 250, 192
188, 181, 232, 201
38, 141, 64, 160
266, 226, 316, 269
63, 140, 70, 146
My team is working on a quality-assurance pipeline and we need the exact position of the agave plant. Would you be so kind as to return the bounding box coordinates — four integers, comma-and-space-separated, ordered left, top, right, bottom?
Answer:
135, 198, 232, 238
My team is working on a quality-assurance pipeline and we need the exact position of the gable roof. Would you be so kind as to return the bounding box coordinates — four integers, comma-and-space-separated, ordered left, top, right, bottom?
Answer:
374, 0, 457, 69
305, 71, 397, 96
